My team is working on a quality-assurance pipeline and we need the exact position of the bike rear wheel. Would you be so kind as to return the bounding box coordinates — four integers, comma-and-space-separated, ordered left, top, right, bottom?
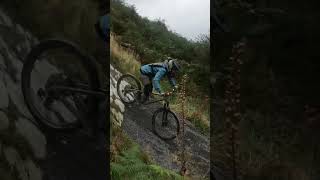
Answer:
21, 39, 100, 131
152, 108, 180, 140
116, 74, 141, 104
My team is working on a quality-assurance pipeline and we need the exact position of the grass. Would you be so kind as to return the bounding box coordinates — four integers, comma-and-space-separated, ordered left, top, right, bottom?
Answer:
111, 126, 184, 180
111, 33, 210, 135
110, 33, 141, 77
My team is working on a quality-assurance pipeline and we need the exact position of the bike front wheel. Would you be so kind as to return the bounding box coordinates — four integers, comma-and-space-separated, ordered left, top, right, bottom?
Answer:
152, 108, 180, 140
116, 74, 141, 104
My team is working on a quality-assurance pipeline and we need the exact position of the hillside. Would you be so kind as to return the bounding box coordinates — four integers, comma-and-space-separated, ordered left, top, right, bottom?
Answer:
110, 0, 210, 135
111, 0, 210, 94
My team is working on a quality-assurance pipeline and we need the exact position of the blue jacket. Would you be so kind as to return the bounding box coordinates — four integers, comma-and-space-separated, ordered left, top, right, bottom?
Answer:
140, 64, 176, 93
99, 14, 109, 40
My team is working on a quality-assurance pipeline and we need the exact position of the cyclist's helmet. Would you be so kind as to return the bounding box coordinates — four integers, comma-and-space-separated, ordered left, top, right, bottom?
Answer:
168, 59, 181, 72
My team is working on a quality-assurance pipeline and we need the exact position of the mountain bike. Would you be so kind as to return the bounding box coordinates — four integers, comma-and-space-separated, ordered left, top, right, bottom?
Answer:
21, 39, 107, 135
116, 74, 180, 140
21, 14, 109, 135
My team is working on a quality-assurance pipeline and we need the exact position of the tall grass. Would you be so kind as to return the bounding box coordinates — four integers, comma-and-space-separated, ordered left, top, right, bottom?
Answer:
110, 33, 141, 77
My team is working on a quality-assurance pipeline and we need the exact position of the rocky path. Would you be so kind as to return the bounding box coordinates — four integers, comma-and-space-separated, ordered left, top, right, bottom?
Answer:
122, 103, 210, 178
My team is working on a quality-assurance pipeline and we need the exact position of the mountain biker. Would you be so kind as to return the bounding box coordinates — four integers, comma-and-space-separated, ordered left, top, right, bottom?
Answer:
96, 13, 109, 41
140, 58, 181, 102
96, 2, 109, 134
95, 1, 109, 42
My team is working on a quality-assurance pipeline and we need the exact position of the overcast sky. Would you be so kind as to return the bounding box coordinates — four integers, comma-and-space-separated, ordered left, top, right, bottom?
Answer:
124, 0, 210, 41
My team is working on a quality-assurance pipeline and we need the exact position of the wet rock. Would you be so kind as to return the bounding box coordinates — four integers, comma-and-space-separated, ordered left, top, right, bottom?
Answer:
3, 146, 21, 169
0, 53, 6, 69
3, 146, 33, 180
4, 74, 32, 118
115, 111, 123, 124
16, 161, 29, 180
0, 72, 9, 109
111, 108, 122, 126
15, 24, 25, 35
114, 99, 125, 113
123, 100, 210, 177
0, 111, 9, 131
24, 158, 42, 180
110, 108, 117, 118
15, 118, 46, 159
8, 53, 23, 81
0, 9, 13, 27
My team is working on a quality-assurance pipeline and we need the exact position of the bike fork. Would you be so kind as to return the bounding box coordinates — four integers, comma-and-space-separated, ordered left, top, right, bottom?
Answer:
162, 103, 169, 126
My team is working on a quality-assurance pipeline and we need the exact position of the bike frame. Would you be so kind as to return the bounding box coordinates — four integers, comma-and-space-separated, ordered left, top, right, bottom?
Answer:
142, 96, 169, 108
47, 85, 107, 99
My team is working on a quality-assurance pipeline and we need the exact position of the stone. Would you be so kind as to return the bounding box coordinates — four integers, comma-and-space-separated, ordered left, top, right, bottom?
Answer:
49, 100, 77, 123
3, 146, 21, 168
24, 158, 42, 180
9, 54, 23, 81
115, 111, 123, 126
111, 86, 119, 99
111, 107, 122, 126
109, 79, 113, 88
15, 40, 30, 60
113, 76, 118, 85
15, 24, 25, 35
3, 146, 41, 180
0, 111, 9, 131
0, 72, 9, 109
16, 160, 29, 180
4, 74, 32, 118
110, 86, 115, 97
110, 97, 113, 105
0, 9, 13, 27
15, 118, 46, 159
114, 99, 125, 113
111, 108, 117, 118
0, 53, 6, 69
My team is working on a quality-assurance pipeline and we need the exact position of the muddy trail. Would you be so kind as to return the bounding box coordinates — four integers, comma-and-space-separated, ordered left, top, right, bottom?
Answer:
122, 100, 210, 178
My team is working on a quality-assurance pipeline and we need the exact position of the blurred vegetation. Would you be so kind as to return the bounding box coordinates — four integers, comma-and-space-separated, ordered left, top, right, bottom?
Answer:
0, 0, 107, 67
212, 0, 320, 179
